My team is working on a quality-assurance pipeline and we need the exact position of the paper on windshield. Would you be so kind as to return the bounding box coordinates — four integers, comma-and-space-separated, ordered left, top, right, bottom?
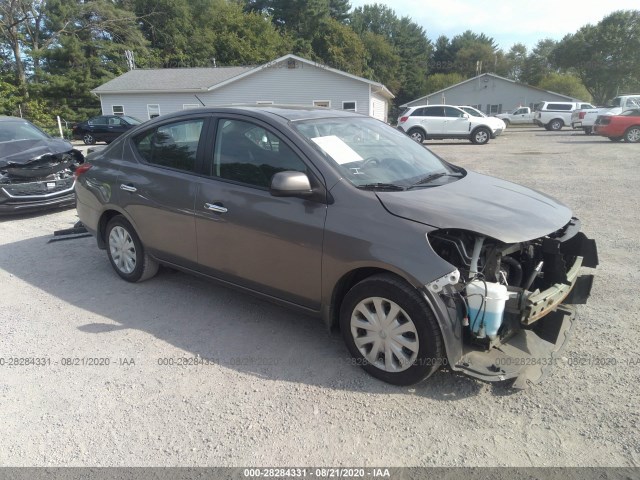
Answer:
311, 135, 362, 165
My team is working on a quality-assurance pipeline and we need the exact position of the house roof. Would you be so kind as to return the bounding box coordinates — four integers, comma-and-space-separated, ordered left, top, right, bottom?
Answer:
92, 54, 394, 99
400, 73, 579, 107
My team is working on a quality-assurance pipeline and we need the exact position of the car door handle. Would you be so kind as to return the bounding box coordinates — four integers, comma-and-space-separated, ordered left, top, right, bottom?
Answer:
204, 203, 228, 213
120, 184, 137, 193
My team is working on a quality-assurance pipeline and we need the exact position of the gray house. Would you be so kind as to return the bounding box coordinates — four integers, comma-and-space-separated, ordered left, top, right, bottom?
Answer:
92, 54, 394, 122
402, 73, 583, 115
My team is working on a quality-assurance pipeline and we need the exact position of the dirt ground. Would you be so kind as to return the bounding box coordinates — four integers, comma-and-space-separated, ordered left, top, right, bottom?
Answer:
0, 127, 638, 467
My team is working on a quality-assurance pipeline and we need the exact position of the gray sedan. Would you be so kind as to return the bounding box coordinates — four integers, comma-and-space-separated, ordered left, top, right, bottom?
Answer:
75, 106, 598, 388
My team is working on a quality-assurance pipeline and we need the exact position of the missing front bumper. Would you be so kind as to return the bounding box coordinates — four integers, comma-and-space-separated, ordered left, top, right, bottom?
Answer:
454, 305, 576, 389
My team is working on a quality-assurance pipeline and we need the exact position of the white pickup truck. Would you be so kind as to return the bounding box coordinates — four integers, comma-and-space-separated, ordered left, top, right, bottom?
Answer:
495, 107, 535, 126
571, 95, 640, 134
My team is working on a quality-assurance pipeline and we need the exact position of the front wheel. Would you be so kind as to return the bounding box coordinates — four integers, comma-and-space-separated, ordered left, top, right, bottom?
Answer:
83, 133, 96, 145
584, 127, 593, 135
624, 126, 640, 143
470, 127, 490, 145
106, 215, 158, 282
549, 119, 563, 131
339, 274, 444, 385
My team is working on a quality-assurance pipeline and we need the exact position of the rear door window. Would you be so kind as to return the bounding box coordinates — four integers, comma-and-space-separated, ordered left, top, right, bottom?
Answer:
134, 119, 205, 172
423, 106, 445, 117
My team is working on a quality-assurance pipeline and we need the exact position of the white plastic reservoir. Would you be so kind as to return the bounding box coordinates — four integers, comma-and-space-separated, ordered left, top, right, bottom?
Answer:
466, 280, 511, 340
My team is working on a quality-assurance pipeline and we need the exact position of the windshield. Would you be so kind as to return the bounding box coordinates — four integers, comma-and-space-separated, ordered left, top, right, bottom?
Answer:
293, 117, 460, 189
0, 120, 50, 142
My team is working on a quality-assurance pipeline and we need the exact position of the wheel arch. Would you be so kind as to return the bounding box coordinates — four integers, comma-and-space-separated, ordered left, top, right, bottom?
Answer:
407, 126, 427, 137
97, 208, 133, 249
325, 266, 464, 369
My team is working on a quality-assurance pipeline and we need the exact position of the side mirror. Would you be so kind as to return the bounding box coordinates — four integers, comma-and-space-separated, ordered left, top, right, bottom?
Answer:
462, 113, 470, 119
270, 171, 313, 197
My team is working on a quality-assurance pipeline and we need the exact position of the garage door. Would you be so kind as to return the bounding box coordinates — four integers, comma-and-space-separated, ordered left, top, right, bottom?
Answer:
371, 98, 387, 122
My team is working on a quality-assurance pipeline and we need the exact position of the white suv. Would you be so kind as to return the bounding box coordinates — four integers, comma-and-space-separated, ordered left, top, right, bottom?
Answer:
397, 105, 502, 144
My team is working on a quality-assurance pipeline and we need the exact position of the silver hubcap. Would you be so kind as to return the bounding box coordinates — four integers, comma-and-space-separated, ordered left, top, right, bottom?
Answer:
350, 297, 419, 372
410, 132, 423, 142
628, 128, 640, 142
476, 131, 488, 143
109, 226, 137, 274
84, 135, 93, 143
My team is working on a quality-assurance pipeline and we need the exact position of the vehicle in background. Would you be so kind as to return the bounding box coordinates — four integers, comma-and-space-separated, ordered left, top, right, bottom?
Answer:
75, 105, 597, 388
397, 104, 503, 144
495, 106, 536, 126
571, 95, 640, 135
72, 115, 142, 145
533, 101, 595, 131
457, 106, 506, 134
593, 109, 640, 142
0, 116, 84, 214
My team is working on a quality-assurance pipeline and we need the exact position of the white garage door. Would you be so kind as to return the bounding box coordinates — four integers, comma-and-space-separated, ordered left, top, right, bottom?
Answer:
371, 98, 387, 122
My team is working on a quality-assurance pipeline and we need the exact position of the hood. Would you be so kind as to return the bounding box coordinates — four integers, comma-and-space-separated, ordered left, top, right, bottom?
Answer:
376, 171, 572, 243
0, 138, 73, 167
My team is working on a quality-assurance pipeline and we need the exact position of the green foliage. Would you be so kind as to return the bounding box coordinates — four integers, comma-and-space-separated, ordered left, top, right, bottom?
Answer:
537, 73, 591, 102
552, 10, 640, 104
423, 73, 465, 96
0, 1, 638, 117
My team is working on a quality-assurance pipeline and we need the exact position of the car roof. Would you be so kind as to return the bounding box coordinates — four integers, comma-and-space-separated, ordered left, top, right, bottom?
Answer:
0, 116, 32, 123
140, 105, 364, 125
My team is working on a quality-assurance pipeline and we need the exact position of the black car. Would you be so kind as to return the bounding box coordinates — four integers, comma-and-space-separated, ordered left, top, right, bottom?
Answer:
72, 115, 142, 145
0, 116, 84, 214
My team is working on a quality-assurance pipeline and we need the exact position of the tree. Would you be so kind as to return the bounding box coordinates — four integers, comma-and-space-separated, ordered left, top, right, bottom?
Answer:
312, 17, 366, 74
520, 38, 558, 86
552, 10, 640, 104
505, 43, 527, 81
537, 73, 591, 101
423, 72, 464, 96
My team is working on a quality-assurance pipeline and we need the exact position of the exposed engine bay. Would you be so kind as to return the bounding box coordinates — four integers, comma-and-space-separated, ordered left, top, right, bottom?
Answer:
427, 218, 598, 348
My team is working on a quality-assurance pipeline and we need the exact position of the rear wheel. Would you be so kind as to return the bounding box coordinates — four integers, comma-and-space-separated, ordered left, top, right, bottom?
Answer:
407, 128, 426, 144
624, 126, 640, 143
549, 119, 564, 131
106, 215, 158, 282
470, 127, 490, 145
339, 274, 444, 385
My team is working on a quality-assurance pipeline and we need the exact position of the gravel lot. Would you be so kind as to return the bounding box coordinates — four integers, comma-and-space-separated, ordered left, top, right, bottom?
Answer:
0, 127, 638, 468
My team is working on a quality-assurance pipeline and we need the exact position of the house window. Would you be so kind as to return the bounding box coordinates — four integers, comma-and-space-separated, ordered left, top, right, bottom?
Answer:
112, 105, 125, 116
147, 104, 161, 119
342, 101, 356, 112
313, 100, 331, 108
488, 104, 502, 114
183, 104, 200, 110
471, 104, 482, 111
256, 101, 274, 105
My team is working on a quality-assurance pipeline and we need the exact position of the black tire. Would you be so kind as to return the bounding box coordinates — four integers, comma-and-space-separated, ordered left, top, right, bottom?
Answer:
105, 215, 158, 282
83, 133, 96, 145
503, 119, 510, 127
584, 127, 593, 135
407, 128, 426, 144
549, 119, 563, 131
544, 125, 552, 131
624, 126, 640, 143
339, 274, 444, 386
609, 136, 624, 142
470, 127, 490, 145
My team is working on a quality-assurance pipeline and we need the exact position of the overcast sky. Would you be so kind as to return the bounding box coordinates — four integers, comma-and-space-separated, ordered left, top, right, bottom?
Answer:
349, 0, 639, 51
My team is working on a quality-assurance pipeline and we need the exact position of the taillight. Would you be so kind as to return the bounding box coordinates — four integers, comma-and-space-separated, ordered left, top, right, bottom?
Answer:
579, 112, 586, 119
399, 116, 408, 123
73, 163, 92, 179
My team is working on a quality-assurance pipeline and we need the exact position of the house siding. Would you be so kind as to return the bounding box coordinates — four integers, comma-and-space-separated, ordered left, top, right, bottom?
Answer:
404, 75, 579, 114
98, 59, 378, 120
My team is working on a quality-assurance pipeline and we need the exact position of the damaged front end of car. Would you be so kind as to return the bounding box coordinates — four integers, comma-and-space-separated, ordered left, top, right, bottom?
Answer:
424, 219, 598, 388
0, 141, 84, 214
